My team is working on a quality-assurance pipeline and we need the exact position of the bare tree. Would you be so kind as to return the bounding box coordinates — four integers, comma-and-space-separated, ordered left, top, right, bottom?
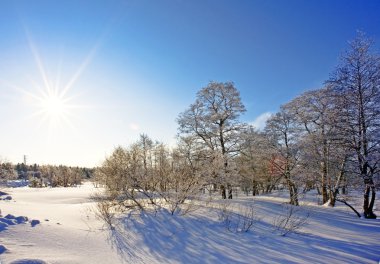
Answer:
284, 88, 334, 203
327, 32, 380, 218
237, 126, 282, 196
95, 135, 205, 219
283, 88, 350, 205
177, 81, 246, 198
265, 107, 301, 206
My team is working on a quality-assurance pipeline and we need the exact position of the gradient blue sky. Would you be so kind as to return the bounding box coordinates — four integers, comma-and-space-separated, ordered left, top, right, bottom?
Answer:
1, 0, 379, 167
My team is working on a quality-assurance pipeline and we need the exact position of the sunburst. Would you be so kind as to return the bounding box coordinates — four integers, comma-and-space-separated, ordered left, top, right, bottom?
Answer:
41, 92, 66, 117
14, 30, 99, 139
32, 87, 74, 127
25, 83, 78, 139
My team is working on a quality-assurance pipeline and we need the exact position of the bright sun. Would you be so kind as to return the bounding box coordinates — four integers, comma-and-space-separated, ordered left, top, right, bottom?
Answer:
40, 92, 67, 117
13, 31, 94, 136
23, 85, 75, 138
31, 88, 74, 131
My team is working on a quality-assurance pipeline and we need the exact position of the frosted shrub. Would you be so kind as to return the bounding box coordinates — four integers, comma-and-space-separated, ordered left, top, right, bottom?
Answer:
272, 204, 309, 236
217, 202, 259, 233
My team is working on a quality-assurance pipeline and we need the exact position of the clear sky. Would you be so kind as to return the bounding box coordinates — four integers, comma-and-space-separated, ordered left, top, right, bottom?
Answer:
0, 0, 379, 167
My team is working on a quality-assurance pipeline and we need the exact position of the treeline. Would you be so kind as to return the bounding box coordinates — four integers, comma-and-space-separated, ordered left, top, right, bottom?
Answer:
98, 32, 379, 219
0, 162, 94, 187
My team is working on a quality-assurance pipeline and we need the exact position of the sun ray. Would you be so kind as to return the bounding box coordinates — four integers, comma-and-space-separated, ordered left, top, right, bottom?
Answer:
17, 30, 87, 138
60, 41, 100, 99
25, 29, 52, 94
59, 17, 114, 99
3, 28, 109, 142
54, 49, 64, 96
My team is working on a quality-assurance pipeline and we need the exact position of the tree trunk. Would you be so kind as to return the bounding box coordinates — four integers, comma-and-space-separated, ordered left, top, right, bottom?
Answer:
227, 186, 232, 199
316, 186, 321, 195
252, 181, 257, 196
221, 185, 226, 199
329, 184, 339, 207
320, 129, 329, 204
363, 179, 377, 219
368, 186, 376, 215
342, 174, 347, 195
285, 172, 299, 206
329, 156, 347, 207
290, 184, 299, 206
321, 164, 328, 204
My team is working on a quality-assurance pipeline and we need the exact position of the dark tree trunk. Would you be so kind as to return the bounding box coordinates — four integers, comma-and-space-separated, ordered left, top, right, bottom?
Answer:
252, 180, 257, 196
329, 191, 337, 207
284, 166, 299, 206
221, 185, 226, 199
369, 186, 376, 215
228, 186, 232, 199
363, 180, 377, 219
316, 186, 321, 195
287, 179, 299, 206
321, 137, 329, 204
290, 184, 299, 206
321, 174, 328, 204
342, 185, 347, 195
341, 172, 347, 194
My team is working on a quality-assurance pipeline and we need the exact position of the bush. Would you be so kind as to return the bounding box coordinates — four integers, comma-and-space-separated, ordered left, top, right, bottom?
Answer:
216, 201, 260, 233
272, 204, 309, 236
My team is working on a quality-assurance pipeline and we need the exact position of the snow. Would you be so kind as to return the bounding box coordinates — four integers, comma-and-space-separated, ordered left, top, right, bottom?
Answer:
0, 183, 121, 264
0, 183, 379, 264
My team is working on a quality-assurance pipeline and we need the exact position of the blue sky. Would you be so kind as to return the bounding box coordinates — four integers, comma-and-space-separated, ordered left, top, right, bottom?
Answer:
0, 0, 379, 167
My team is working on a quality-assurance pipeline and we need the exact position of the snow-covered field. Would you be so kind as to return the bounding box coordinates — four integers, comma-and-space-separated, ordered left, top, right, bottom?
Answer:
0, 183, 379, 264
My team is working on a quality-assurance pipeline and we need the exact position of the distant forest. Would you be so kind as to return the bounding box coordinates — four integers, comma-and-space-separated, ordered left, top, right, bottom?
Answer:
0, 162, 94, 187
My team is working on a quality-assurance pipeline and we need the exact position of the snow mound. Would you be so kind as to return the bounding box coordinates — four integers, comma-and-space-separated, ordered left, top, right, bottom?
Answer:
0, 222, 7, 231
4, 214, 28, 224
9, 259, 47, 264
0, 190, 12, 200
0, 244, 7, 254
0, 217, 17, 225
0, 214, 32, 232
15, 216, 28, 224
30, 220, 40, 227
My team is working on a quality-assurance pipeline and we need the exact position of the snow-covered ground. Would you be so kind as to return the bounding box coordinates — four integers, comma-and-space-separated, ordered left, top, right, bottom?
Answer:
0, 183, 379, 264
0, 183, 121, 264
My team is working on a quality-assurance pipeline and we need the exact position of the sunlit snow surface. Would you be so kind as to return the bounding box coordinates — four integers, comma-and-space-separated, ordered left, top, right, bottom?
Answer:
0, 183, 379, 264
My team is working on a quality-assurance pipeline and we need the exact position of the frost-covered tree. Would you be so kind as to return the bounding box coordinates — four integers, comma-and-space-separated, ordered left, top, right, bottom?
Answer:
237, 126, 281, 196
265, 107, 301, 206
96, 135, 204, 215
283, 87, 349, 205
327, 33, 380, 218
0, 161, 17, 182
37, 165, 82, 187
177, 81, 246, 198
